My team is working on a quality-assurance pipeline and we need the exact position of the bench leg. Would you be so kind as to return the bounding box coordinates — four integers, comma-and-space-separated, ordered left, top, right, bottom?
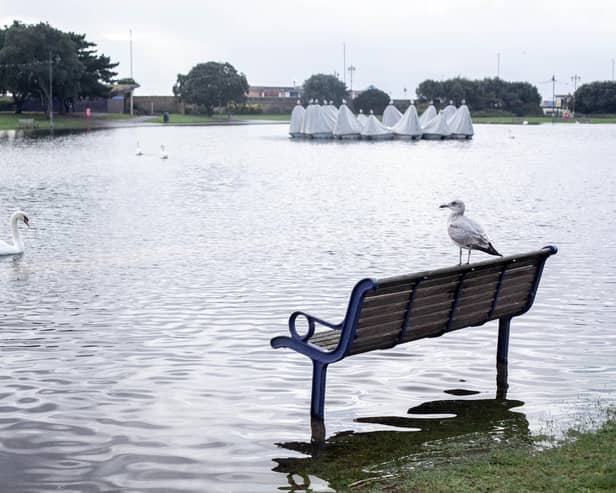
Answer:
496, 317, 511, 391
310, 361, 328, 421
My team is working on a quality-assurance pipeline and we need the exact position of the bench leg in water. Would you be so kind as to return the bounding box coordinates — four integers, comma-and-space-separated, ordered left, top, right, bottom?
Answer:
311, 417, 326, 445
310, 361, 328, 421
496, 317, 512, 394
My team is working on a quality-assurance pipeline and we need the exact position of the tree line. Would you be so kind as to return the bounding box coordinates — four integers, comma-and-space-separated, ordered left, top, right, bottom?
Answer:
0, 20, 118, 113
416, 77, 543, 115
574, 81, 616, 114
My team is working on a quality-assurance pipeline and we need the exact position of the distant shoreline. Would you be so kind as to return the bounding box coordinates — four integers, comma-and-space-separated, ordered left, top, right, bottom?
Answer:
2, 112, 616, 132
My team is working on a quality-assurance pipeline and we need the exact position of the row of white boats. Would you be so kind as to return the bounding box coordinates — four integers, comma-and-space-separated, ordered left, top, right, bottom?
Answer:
289, 99, 474, 140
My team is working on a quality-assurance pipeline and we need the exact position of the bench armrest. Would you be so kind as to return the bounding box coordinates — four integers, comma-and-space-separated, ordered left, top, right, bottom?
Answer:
288, 311, 342, 342
270, 311, 345, 363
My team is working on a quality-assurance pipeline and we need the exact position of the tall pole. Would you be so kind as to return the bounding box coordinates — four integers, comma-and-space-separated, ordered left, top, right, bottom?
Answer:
343, 42, 346, 86
348, 65, 356, 92
612, 58, 615, 81
129, 29, 134, 116
49, 51, 53, 129
497, 52, 500, 78
571, 74, 581, 115
552, 74, 556, 123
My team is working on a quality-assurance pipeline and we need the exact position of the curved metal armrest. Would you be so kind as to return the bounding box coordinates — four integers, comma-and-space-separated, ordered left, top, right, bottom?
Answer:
288, 311, 343, 342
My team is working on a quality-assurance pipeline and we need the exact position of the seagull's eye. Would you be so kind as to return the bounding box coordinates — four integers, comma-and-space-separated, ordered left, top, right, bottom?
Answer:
452, 201, 458, 205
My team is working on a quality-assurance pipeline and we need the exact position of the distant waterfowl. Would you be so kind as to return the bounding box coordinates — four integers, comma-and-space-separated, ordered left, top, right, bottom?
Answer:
160, 145, 168, 159
0, 211, 30, 256
136, 141, 143, 156
439, 200, 501, 264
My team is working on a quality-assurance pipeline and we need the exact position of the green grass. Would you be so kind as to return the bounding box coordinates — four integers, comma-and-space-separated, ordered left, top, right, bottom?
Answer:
0, 113, 91, 130
144, 113, 290, 124
350, 409, 616, 493
473, 115, 616, 124
0, 112, 137, 130
235, 113, 290, 121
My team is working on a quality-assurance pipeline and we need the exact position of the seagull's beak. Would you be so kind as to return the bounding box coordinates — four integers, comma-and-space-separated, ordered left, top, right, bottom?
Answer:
439, 204, 449, 209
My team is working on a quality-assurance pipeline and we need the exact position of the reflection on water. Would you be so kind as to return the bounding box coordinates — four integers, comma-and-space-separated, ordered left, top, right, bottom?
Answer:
1, 124, 615, 491
275, 392, 529, 492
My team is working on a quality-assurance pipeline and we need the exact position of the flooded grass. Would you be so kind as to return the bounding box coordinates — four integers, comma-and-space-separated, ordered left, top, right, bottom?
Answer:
348, 408, 616, 493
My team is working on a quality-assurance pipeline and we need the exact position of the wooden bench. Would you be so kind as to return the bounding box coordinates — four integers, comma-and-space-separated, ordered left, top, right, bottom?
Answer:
271, 246, 557, 421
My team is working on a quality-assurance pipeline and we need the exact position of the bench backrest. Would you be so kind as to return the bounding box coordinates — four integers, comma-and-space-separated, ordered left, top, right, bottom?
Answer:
345, 246, 557, 356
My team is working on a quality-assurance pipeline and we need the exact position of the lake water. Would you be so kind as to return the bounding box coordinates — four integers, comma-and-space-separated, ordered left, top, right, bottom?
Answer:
0, 123, 615, 492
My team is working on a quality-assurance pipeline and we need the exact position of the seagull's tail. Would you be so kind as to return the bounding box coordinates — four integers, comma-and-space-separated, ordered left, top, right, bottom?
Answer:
475, 242, 502, 257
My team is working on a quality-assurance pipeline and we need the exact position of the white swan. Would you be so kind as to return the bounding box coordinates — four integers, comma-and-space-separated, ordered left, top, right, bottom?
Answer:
136, 141, 143, 156
160, 145, 168, 159
0, 211, 30, 256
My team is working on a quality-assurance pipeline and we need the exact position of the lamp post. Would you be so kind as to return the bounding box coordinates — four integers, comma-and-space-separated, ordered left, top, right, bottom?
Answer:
348, 65, 356, 92
48, 52, 54, 129
571, 74, 581, 115
551, 74, 556, 123
129, 29, 134, 116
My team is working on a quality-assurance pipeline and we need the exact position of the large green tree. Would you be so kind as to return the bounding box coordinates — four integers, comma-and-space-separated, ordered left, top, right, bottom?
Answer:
173, 62, 248, 116
416, 77, 542, 115
574, 81, 616, 114
0, 21, 117, 113
302, 74, 348, 105
352, 87, 390, 115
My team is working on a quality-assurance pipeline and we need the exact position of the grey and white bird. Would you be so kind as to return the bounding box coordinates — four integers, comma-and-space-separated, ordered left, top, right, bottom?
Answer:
440, 199, 502, 264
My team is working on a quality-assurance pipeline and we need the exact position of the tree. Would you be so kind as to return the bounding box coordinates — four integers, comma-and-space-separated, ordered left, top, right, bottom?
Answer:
69, 32, 118, 106
302, 74, 348, 105
0, 21, 118, 113
416, 77, 542, 115
353, 87, 390, 115
173, 62, 248, 116
574, 81, 616, 114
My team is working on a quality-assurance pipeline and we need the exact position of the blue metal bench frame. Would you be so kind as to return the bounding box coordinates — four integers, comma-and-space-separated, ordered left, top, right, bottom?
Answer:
271, 245, 558, 421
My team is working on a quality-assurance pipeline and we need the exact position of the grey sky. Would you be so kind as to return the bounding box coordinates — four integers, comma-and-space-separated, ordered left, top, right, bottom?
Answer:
2, 0, 614, 99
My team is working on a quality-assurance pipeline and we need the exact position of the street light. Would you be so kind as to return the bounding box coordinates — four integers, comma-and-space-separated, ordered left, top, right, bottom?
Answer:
348, 65, 356, 92
48, 52, 60, 129
571, 74, 581, 115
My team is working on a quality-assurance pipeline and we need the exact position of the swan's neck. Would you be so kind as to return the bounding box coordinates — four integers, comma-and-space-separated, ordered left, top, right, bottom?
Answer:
11, 217, 23, 250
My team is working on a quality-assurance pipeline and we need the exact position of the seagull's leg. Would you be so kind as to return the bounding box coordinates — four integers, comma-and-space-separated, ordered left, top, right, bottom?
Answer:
467, 249, 472, 264
459, 248, 462, 265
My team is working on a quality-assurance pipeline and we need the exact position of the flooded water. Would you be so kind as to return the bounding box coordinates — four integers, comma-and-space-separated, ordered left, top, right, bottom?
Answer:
0, 123, 615, 492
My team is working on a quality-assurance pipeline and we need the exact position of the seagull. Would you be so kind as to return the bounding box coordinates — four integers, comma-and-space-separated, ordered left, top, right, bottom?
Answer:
439, 200, 502, 264
160, 145, 168, 159
136, 141, 143, 156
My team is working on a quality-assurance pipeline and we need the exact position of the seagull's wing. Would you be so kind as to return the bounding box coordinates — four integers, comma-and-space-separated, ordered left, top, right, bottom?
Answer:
449, 215, 492, 249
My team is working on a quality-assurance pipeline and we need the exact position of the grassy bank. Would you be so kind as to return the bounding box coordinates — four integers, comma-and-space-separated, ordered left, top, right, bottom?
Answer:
0, 112, 134, 130
473, 115, 616, 124
350, 410, 616, 493
144, 113, 290, 124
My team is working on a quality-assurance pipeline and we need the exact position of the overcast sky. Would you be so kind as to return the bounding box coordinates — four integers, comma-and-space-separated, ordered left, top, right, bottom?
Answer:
2, 0, 614, 99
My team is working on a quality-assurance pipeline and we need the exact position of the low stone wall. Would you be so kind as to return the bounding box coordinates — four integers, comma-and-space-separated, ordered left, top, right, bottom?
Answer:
246, 97, 296, 114
132, 95, 296, 115
132, 96, 184, 115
